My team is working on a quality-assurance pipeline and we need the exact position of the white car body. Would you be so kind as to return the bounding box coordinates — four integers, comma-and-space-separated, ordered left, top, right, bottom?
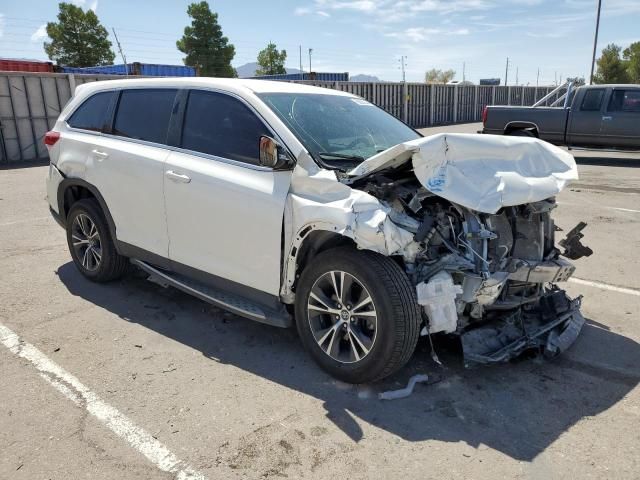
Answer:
46, 77, 589, 380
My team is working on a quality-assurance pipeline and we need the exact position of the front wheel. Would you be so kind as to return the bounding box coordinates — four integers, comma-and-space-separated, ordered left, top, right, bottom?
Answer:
295, 247, 420, 383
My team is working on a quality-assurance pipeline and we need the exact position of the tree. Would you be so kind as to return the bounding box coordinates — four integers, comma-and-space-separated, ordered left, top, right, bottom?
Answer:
593, 44, 630, 84
44, 2, 115, 67
424, 68, 456, 84
623, 41, 640, 83
177, 1, 236, 77
256, 42, 287, 76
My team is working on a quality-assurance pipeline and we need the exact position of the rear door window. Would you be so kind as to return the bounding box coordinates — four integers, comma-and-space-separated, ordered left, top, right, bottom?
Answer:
113, 89, 178, 145
608, 89, 640, 113
68, 91, 114, 132
580, 89, 605, 111
180, 90, 270, 165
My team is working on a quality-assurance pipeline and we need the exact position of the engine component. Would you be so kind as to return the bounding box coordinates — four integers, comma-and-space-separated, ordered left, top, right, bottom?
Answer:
416, 271, 463, 334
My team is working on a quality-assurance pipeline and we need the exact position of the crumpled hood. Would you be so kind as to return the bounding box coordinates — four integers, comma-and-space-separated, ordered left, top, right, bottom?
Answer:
347, 133, 578, 214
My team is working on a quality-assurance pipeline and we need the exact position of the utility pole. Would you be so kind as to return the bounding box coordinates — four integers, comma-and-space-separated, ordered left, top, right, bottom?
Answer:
554, 71, 558, 86
589, 0, 602, 84
504, 57, 510, 85
536, 68, 540, 87
112, 28, 127, 74
462, 61, 466, 82
398, 55, 407, 82
308, 48, 313, 73
515, 66, 519, 86
299, 45, 303, 72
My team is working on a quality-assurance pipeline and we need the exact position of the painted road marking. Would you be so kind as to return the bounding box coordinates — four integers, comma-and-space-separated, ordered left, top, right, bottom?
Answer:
0, 322, 207, 480
569, 277, 640, 297
610, 207, 640, 213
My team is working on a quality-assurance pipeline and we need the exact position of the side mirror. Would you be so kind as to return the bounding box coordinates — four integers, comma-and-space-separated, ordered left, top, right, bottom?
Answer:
259, 136, 294, 169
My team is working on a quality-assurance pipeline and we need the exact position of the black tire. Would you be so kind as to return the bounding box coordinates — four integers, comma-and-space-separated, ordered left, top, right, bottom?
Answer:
295, 247, 420, 383
66, 198, 128, 282
507, 129, 536, 137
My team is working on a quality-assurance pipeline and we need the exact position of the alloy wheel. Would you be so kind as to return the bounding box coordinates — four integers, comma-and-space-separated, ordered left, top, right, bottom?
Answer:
71, 213, 102, 272
307, 270, 378, 363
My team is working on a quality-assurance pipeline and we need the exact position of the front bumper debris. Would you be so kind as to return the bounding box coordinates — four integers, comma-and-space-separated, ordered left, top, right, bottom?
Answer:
460, 291, 584, 366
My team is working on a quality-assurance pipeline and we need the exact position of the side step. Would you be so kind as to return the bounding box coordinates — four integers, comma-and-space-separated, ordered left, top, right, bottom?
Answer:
130, 259, 292, 328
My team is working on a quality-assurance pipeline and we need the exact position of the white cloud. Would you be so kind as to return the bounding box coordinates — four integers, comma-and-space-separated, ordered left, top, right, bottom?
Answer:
294, 6, 312, 15
0, 13, 5, 38
385, 26, 470, 42
31, 23, 48, 42
70, 0, 86, 5
89, 0, 98, 12
317, 10, 331, 17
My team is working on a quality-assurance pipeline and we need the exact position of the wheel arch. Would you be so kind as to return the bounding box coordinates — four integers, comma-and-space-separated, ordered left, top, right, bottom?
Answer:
504, 121, 540, 136
57, 178, 120, 253
282, 224, 357, 303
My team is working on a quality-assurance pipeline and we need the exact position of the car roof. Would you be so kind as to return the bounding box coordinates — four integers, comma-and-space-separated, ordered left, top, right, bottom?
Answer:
75, 77, 357, 97
579, 84, 640, 89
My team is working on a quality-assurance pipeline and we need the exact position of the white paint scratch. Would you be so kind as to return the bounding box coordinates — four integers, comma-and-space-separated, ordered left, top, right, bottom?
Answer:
569, 277, 640, 297
0, 322, 207, 480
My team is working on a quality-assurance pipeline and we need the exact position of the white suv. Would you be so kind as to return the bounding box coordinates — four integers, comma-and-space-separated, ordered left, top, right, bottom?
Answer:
45, 78, 590, 383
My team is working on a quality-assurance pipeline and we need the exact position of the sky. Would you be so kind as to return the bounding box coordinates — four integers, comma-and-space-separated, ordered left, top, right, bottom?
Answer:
0, 0, 639, 85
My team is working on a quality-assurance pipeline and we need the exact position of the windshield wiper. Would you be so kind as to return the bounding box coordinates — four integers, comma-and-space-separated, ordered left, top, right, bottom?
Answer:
316, 152, 365, 162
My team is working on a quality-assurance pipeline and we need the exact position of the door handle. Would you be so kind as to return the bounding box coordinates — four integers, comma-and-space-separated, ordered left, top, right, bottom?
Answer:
91, 149, 109, 159
165, 170, 191, 183
602, 116, 612, 121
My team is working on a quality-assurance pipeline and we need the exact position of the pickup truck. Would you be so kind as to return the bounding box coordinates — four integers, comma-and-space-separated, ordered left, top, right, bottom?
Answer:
482, 84, 640, 150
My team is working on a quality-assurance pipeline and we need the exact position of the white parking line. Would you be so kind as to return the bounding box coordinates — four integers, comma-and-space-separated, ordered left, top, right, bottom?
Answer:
569, 277, 640, 297
0, 322, 207, 480
610, 207, 640, 213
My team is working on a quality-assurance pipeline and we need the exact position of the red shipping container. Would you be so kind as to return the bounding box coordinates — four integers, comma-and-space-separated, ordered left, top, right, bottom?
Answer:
0, 59, 54, 73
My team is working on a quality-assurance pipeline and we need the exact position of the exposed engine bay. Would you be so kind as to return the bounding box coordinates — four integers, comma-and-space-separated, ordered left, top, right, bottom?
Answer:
350, 160, 591, 366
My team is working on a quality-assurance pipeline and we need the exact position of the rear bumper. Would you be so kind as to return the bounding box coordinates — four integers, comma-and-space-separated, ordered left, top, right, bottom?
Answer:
49, 206, 65, 229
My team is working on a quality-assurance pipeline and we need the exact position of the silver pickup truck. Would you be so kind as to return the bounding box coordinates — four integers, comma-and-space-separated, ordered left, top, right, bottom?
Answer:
482, 84, 640, 150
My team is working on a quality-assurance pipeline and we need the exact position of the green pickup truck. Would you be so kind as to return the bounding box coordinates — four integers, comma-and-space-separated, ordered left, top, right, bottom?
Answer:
482, 84, 640, 150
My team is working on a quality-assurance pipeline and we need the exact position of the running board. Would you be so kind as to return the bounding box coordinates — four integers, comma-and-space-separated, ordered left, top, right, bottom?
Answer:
130, 259, 292, 328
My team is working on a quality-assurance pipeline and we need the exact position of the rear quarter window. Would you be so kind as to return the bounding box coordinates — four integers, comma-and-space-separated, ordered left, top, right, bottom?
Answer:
67, 91, 114, 132
580, 89, 605, 111
608, 89, 640, 113
112, 89, 178, 145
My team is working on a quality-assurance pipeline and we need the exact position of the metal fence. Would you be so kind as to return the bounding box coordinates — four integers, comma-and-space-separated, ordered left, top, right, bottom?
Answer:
0, 71, 560, 164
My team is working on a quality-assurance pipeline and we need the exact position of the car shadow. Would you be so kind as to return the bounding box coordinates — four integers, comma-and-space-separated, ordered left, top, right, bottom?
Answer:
57, 262, 640, 462
573, 155, 640, 168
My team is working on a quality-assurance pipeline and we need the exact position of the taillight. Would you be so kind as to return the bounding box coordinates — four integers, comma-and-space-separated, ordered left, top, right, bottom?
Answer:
482, 106, 488, 125
44, 131, 60, 146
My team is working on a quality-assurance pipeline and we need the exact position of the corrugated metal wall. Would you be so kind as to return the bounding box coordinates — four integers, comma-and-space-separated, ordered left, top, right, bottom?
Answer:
0, 71, 559, 164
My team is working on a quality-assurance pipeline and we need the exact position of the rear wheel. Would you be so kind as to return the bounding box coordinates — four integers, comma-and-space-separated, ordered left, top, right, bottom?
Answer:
295, 247, 420, 383
66, 199, 128, 282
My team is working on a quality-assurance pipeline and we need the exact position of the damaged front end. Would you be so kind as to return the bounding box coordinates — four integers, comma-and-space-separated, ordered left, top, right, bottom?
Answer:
346, 134, 592, 367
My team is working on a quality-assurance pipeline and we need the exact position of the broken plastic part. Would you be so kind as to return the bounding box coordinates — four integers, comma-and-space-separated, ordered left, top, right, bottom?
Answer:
416, 271, 463, 334
559, 222, 593, 260
378, 374, 430, 400
460, 292, 584, 366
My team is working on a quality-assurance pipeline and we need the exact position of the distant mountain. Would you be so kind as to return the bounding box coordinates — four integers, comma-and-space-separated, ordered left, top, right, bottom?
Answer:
350, 74, 380, 82
235, 62, 303, 78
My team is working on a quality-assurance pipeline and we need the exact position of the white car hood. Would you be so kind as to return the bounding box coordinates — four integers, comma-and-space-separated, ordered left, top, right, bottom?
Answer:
347, 133, 578, 214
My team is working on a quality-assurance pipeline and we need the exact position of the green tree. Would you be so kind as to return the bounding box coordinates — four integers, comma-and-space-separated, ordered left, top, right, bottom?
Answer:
44, 2, 115, 67
424, 68, 456, 84
256, 42, 287, 76
593, 43, 630, 84
623, 41, 640, 83
177, 1, 236, 77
